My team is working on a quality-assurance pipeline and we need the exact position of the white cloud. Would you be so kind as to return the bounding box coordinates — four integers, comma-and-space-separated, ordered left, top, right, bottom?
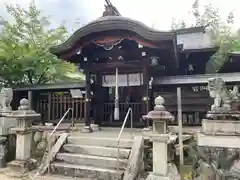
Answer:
0, 0, 240, 31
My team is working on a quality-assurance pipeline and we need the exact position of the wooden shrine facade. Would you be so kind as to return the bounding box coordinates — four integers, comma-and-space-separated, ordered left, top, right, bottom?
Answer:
48, 2, 219, 129
49, 6, 180, 129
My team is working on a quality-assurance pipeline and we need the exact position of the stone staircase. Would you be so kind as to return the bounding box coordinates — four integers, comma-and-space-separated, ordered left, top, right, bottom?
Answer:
49, 135, 138, 180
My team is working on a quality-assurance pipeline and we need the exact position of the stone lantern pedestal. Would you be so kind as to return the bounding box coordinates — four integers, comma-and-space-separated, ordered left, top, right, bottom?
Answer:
7, 98, 40, 171
143, 96, 179, 180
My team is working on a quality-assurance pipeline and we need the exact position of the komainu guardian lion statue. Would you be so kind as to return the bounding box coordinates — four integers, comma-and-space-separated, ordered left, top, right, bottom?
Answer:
208, 77, 239, 112
0, 88, 13, 111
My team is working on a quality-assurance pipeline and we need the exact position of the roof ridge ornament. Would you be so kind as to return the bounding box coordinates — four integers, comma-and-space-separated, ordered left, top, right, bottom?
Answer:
103, 0, 121, 16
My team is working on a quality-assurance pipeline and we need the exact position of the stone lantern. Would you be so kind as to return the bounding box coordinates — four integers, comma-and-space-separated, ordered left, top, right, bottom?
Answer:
7, 98, 40, 170
143, 95, 179, 180
143, 95, 174, 134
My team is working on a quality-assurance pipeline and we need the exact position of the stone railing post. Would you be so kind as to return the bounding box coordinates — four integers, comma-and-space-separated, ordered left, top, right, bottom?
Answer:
7, 98, 40, 170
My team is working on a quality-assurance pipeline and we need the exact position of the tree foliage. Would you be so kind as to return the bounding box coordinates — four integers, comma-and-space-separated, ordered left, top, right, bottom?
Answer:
171, 2, 239, 73
0, 1, 81, 86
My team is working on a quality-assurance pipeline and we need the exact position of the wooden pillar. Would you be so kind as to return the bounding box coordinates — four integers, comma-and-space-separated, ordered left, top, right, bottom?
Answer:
28, 90, 33, 109
47, 92, 52, 124
94, 73, 103, 126
83, 63, 92, 132
143, 61, 150, 129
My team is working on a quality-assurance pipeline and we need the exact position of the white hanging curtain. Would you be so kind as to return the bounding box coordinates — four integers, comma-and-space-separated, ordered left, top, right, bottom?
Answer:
102, 73, 143, 87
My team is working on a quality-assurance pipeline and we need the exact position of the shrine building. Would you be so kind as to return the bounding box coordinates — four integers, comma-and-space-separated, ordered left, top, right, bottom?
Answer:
45, 1, 237, 129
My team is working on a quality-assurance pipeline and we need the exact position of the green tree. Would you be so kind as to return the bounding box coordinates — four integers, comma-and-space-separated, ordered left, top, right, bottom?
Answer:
199, 5, 237, 73
171, 3, 238, 73
0, 1, 81, 86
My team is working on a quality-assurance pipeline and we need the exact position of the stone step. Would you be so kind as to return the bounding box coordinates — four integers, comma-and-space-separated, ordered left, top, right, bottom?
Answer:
51, 162, 123, 180
63, 144, 131, 159
56, 153, 128, 170
67, 136, 133, 148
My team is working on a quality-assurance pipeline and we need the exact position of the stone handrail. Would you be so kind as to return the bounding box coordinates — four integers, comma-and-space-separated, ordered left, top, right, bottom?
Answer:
47, 108, 72, 173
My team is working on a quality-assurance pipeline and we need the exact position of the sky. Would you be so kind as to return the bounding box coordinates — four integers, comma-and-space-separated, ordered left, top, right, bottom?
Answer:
0, 0, 240, 32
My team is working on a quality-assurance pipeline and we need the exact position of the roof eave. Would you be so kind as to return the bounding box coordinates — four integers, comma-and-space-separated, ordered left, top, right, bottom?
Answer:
172, 26, 206, 35
49, 17, 175, 56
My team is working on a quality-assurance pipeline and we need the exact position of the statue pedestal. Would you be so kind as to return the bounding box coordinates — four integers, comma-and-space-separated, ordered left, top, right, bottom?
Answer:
195, 77, 240, 179
202, 119, 240, 135
196, 119, 240, 179
0, 137, 7, 168
0, 104, 17, 168
198, 119, 240, 148
0, 116, 17, 135
197, 132, 240, 148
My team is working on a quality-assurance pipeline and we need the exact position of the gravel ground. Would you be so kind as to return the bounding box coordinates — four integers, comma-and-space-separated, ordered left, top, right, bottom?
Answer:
0, 171, 150, 180
0, 174, 29, 180
0, 168, 29, 180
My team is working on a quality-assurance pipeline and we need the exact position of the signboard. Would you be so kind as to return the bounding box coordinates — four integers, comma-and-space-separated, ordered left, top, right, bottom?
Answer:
102, 73, 143, 87
70, 89, 83, 98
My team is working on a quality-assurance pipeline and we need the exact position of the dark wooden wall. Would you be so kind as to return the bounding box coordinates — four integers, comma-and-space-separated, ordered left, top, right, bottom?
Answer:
13, 84, 213, 126
14, 90, 85, 125
153, 86, 213, 126
35, 92, 85, 124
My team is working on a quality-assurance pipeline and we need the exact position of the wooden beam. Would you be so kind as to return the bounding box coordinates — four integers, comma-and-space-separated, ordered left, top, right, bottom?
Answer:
89, 60, 144, 72
13, 82, 85, 91
89, 48, 142, 59
154, 72, 240, 85
59, 37, 173, 60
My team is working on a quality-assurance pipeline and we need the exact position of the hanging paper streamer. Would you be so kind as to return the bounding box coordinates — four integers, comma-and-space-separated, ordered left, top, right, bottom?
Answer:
114, 68, 120, 121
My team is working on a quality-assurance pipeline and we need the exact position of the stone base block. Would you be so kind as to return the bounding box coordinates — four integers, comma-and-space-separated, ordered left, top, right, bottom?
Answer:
197, 132, 240, 148
81, 126, 93, 133
8, 158, 37, 173
142, 127, 152, 132
146, 163, 179, 180
8, 159, 27, 169
90, 124, 100, 132
202, 119, 240, 135
146, 173, 172, 180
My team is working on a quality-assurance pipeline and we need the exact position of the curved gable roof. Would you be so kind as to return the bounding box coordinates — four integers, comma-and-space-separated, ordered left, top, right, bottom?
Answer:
49, 16, 175, 55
